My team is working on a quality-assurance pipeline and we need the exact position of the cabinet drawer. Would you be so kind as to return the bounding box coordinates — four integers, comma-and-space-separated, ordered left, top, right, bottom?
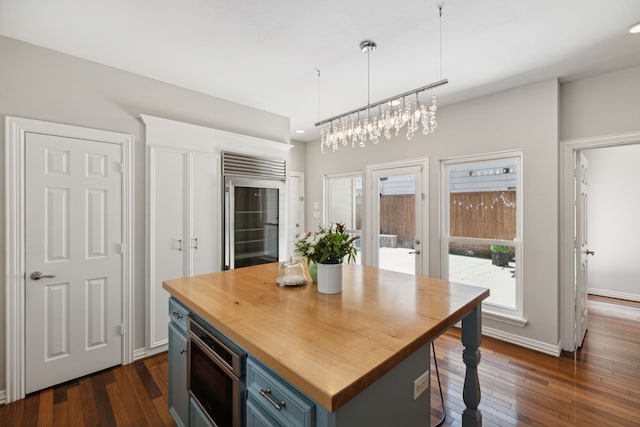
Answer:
247, 358, 315, 427
169, 297, 189, 333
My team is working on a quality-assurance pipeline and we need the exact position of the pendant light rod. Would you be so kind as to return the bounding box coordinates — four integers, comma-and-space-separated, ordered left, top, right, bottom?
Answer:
314, 78, 448, 127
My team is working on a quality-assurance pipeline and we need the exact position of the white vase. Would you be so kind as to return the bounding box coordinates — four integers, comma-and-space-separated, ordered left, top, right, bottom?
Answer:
317, 263, 343, 294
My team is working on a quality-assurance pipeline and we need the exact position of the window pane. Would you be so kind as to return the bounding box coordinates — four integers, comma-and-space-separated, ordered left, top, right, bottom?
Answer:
448, 242, 516, 309
449, 160, 517, 240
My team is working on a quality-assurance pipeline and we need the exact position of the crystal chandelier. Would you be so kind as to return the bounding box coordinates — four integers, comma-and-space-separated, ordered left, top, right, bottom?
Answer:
315, 6, 448, 153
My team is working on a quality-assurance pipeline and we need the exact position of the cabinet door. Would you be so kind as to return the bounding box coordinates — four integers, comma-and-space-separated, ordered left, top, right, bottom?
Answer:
190, 397, 214, 427
247, 397, 280, 427
190, 152, 219, 275
169, 323, 189, 427
149, 148, 187, 349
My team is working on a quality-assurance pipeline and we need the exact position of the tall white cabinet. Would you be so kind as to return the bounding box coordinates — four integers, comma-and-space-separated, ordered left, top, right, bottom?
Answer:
147, 146, 220, 352
141, 114, 291, 355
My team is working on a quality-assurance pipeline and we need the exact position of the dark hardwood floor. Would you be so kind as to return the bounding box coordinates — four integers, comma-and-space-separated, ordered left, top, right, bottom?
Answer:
0, 353, 176, 427
1, 296, 638, 426
430, 296, 640, 426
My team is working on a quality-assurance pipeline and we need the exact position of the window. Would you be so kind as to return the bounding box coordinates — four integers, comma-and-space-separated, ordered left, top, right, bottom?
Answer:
325, 173, 362, 264
442, 153, 522, 314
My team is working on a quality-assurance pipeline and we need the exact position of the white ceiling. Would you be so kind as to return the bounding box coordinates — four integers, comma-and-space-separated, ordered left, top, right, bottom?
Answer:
1, 0, 640, 142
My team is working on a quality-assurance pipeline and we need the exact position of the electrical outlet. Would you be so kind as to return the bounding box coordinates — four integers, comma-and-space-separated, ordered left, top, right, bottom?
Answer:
413, 370, 429, 400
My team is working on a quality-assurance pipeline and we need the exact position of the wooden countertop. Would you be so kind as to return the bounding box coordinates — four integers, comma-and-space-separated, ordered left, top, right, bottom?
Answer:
163, 263, 489, 412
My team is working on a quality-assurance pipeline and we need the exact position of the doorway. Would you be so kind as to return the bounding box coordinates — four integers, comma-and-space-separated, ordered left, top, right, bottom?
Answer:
560, 131, 640, 352
5, 117, 134, 402
365, 159, 428, 276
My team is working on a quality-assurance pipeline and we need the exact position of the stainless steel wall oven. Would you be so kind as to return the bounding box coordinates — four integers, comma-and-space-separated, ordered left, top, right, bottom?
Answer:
187, 316, 247, 427
223, 152, 286, 270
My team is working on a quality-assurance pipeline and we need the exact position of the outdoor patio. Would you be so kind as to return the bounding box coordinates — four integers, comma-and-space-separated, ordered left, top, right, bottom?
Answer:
363, 248, 515, 308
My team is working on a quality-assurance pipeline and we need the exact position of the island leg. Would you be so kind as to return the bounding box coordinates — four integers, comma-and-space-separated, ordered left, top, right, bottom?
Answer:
461, 305, 482, 426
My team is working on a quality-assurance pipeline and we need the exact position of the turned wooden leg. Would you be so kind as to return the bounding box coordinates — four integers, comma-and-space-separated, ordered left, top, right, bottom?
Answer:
461, 305, 482, 426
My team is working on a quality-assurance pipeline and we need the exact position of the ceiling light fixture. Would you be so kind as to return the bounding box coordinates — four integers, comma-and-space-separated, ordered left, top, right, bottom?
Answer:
628, 22, 640, 34
315, 4, 448, 153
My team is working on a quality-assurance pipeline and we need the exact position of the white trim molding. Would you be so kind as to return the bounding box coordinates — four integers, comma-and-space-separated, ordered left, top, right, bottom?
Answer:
482, 326, 561, 357
4, 116, 134, 403
133, 348, 148, 361
483, 310, 528, 328
559, 131, 640, 352
588, 289, 640, 303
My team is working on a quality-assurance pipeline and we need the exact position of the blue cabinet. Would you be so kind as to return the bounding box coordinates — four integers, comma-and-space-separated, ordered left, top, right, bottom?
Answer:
246, 358, 315, 427
169, 299, 190, 427
190, 397, 214, 427
247, 397, 280, 427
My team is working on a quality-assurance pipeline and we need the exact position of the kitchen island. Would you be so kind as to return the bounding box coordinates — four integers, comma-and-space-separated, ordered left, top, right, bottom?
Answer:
164, 263, 489, 427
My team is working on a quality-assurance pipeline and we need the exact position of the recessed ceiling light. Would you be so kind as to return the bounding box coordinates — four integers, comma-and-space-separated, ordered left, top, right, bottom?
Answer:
628, 22, 640, 34
295, 130, 305, 134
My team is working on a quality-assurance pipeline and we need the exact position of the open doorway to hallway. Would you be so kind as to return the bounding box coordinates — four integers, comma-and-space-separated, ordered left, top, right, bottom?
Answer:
582, 144, 640, 305
561, 132, 640, 352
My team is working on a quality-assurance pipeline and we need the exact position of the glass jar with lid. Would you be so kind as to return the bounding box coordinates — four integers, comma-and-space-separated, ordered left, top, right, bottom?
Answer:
276, 257, 309, 287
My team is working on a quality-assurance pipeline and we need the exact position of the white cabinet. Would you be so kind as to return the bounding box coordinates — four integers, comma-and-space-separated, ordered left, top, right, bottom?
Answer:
141, 113, 291, 355
147, 146, 220, 352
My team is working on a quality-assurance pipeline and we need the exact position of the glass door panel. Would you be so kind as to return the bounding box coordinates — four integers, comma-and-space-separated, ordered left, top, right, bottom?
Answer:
233, 186, 279, 268
370, 165, 423, 276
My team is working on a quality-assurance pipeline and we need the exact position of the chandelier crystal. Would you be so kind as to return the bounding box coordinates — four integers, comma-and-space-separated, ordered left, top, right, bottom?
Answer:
315, 5, 447, 153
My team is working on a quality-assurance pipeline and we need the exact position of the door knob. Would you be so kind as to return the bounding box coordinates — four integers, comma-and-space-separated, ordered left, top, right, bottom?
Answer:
31, 271, 56, 280
408, 250, 421, 255
586, 250, 595, 256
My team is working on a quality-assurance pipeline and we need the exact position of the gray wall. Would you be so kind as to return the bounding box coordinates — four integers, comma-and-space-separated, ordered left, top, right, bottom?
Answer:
289, 139, 307, 173
583, 145, 640, 301
560, 64, 640, 141
0, 35, 291, 392
305, 79, 560, 349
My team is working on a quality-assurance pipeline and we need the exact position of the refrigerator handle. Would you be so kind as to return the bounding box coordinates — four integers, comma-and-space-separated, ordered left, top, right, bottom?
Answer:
224, 181, 232, 270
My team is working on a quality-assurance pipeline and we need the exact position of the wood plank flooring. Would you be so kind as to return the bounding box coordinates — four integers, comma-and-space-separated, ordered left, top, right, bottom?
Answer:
1, 296, 638, 426
0, 353, 176, 427
430, 296, 640, 426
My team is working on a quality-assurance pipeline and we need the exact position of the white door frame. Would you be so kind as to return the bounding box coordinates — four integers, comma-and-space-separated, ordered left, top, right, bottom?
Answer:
288, 171, 305, 256
364, 158, 428, 274
559, 131, 640, 351
5, 116, 134, 403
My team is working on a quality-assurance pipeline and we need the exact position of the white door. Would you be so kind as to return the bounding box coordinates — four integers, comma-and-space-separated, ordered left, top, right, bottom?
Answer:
575, 152, 590, 348
25, 133, 122, 393
190, 152, 219, 275
149, 147, 186, 349
369, 164, 425, 276
288, 172, 305, 256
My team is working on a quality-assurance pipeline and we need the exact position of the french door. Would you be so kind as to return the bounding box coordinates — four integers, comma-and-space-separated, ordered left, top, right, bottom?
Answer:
367, 161, 427, 276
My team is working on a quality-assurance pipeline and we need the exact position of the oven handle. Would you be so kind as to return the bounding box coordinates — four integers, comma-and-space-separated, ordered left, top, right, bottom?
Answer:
188, 331, 238, 380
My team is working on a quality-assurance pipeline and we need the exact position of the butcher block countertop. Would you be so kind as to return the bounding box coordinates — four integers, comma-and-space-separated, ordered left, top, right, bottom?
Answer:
163, 263, 489, 413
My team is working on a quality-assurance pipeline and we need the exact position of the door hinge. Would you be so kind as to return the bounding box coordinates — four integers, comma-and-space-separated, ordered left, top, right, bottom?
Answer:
119, 243, 125, 255
422, 193, 425, 200
299, 196, 304, 202
119, 163, 124, 174
119, 324, 124, 336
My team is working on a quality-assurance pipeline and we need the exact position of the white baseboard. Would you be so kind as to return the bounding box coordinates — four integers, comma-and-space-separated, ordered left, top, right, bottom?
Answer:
133, 348, 148, 361
0, 389, 6, 405
588, 288, 640, 303
482, 326, 562, 357
139, 344, 168, 359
